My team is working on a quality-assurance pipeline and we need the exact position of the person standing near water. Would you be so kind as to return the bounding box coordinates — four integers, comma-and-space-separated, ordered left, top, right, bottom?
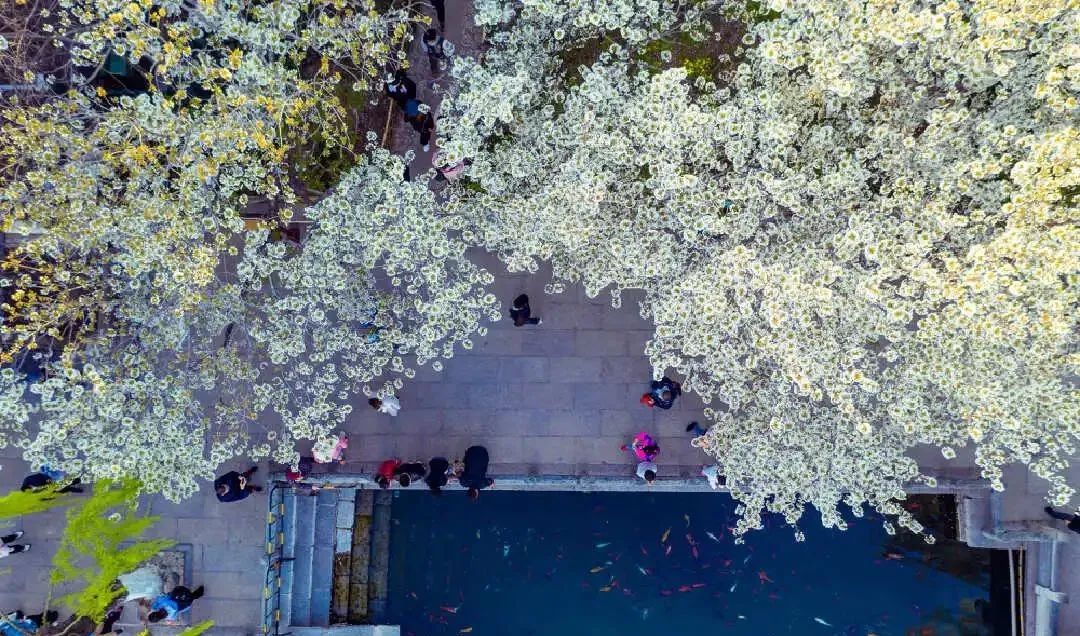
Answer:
394, 461, 427, 487
636, 461, 657, 484
459, 446, 494, 500
426, 457, 451, 495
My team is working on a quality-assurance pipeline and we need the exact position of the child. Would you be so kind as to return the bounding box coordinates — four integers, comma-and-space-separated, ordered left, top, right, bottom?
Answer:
621, 432, 659, 462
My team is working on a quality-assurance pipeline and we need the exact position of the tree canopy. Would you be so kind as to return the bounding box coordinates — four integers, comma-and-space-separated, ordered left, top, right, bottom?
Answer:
1, 0, 1076, 536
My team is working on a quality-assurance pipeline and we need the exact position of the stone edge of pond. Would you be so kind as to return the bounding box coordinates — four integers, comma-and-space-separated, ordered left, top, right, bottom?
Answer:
270, 471, 990, 494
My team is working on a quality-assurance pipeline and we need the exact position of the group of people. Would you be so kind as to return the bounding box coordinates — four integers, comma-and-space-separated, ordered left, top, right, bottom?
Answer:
383, 29, 452, 154
376, 445, 494, 500
1, 567, 205, 635
2, 467, 87, 558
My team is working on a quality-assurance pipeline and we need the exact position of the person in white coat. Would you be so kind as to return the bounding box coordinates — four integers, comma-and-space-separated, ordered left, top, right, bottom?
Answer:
368, 394, 401, 416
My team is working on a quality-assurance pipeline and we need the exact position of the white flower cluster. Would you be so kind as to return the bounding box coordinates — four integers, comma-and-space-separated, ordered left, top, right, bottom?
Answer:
441, 0, 1080, 536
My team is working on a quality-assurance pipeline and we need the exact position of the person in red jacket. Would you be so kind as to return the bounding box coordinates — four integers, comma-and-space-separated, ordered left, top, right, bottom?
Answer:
375, 459, 402, 489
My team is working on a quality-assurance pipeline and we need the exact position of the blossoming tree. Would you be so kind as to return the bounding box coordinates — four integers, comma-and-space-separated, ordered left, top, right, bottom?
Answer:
0, 0, 490, 499
439, 0, 1079, 538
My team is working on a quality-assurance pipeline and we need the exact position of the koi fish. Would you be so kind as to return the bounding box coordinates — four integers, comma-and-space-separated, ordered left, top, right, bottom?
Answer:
660, 590, 673, 596
459, 629, 473, 634
599, 586, 612, 592
678, 585, 692, 592
758, 570, 773, 584
743, 554, 752, 565
814, 618, 833, 627
692, 546, 699, 559
475, 530, 480, 539
665, 545, 672, 556
661, 527, 671, 543
637, 566, 651, 576
884, 551, 904, 560
440, 606, 460, 614
502, 545, 510, 558
685, 533, 696, 545
596, 542, 611, 549
738, 615, 746, 620
691, 583, 706, 588
408, 591, 418, 599
640, 544, 648, 556
590, 566, 607, 573
729, 582, 738, 593
684, 514, 691, 527
705, 531, 721, 543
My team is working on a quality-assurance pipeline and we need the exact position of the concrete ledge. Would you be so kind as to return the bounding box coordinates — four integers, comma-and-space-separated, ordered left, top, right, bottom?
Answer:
272, 471, 990, 494
289, 626, 400, 636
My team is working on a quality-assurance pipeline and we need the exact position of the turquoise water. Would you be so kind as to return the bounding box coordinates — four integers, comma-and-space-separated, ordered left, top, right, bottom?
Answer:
386, 491, 990, 636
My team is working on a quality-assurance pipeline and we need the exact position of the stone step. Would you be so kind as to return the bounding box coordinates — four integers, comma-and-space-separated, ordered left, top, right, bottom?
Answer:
347, 490, 375, 623
310, 490, 339, 627
331, 488, 357, 624
367, 491, 392, 622
290, 491, 317, 626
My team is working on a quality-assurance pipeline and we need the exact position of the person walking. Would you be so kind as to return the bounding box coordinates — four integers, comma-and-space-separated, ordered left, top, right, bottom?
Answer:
384, 70, 417, 109
1044, 507, 1080, 534
686, 421, 707, 436
214, 466, 261, 502
636, 460, 657, 484
21, 471, 83, 493
641, 376, 681, 409
368, 393, 401, 416
313, 433, 349, 464
425, 457, 450, 495
147, 585, 205, 623
403, 99, 436, 152
509, 293, 541, 326
393, 461, 427, 487
0, 531, 30, 558
1, 610, 58, 636
420, 28, 451, 77
459, 445, 494, 500
375, 458, 403, 489
700, 465, 725, 489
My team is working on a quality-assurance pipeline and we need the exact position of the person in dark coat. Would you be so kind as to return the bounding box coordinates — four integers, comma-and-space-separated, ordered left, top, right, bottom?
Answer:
214, 467, 261, 503
509, 294, 541, 327
1045, 507, 1080, 533
647, 376, 682, 409
459, 446, 494, 500
426, 457, 450, 495
393, 461, 427, 487
421, 28, 450, 77
384, 70, 416, 109
20, 472, 82, 493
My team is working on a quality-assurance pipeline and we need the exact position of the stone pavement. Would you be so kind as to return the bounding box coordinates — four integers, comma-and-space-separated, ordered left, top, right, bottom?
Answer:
0, 451, 270, 636
339, 250, 713, 477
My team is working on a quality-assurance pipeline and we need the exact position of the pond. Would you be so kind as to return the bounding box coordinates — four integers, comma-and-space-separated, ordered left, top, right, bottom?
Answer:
385, 491, 993, 636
